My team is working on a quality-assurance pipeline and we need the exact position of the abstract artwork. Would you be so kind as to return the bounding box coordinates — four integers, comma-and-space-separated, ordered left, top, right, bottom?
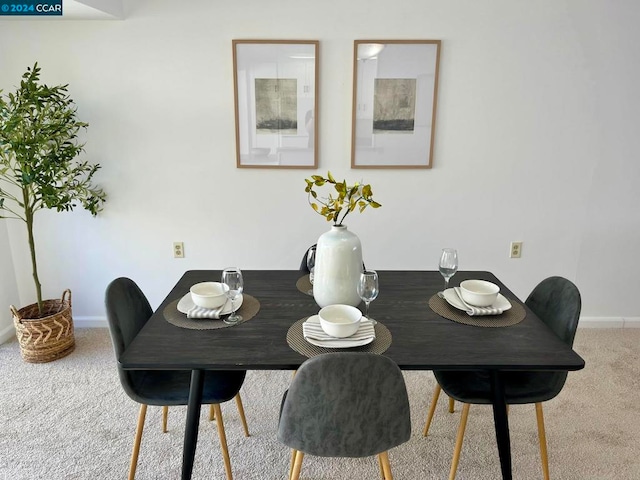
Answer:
255, 78, 298, 134
373, 78, 416, 133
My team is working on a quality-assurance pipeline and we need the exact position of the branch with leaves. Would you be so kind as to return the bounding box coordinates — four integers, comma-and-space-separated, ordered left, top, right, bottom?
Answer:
305, 171, 381, 226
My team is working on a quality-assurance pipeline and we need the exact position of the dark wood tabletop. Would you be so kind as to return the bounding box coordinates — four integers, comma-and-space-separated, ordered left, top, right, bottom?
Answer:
119, 269, 585, 373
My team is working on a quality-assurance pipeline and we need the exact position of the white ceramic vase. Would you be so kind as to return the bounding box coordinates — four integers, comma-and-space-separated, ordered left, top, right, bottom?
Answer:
313, 225, 363, 308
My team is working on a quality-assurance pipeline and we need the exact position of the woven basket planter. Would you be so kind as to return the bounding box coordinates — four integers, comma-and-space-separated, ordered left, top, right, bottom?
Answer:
10, 289, 75, 363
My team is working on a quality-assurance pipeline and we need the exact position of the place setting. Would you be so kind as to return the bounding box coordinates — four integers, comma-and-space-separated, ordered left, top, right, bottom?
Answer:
163, 267, 261, 330
287, 269, 392, 357
429, 248, 526, 327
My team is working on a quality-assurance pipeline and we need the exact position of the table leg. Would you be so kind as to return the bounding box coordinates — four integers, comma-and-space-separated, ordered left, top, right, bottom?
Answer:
182, 369, 204, 480
490, 371, 512, 480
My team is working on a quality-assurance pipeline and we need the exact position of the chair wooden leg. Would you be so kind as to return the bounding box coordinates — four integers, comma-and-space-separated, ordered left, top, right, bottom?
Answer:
210, 403, 215, 421
289, 449, 297, 480
235, 393, 250, 437
449, 403, 470, 480
212, 404, 233, 480
448, 396, 455, 413
535, 402, 550, 480
379, 451, 393, 480
161, 406, 168, 433
423, 384, 442, 436
290, 450, 304, 480
378, 454, 385, 479
129, 404, 147, 480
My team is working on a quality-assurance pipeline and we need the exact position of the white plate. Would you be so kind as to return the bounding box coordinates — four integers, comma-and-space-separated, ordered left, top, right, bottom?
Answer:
442, 288, 512, 312
302, 315, 375, 348
177, 293, 244, 316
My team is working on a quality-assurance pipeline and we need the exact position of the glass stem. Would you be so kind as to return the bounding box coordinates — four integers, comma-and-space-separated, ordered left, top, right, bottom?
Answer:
364, 301, 370, 319
444, 277, 450, 291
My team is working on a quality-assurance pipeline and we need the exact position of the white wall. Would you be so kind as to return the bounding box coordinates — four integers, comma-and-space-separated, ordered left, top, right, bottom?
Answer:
1, 0, 638, 326
569, 0, 640, 321
0, 221, 19, 341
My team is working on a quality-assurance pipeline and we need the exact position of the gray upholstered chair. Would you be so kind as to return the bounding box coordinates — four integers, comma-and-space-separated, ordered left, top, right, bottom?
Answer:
423, 276, 581, 480
105, 277, 249, 480
278, 352, 411, 480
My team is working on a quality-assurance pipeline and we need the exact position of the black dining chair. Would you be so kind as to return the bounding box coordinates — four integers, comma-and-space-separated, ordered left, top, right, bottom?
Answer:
277, 352, 411, 479
105, 277, 248, 480
422, 276, 581, 480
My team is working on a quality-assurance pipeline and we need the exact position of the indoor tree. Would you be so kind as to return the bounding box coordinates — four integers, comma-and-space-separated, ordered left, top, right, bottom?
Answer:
0, 63, 106, 316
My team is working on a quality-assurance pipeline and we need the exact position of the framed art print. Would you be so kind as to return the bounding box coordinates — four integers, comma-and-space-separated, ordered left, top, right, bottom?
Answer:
351, 40, 441, 168
233, 40, 319, 168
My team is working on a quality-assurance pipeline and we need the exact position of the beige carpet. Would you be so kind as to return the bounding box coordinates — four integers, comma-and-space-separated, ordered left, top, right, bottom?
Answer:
1, 328, 639, 479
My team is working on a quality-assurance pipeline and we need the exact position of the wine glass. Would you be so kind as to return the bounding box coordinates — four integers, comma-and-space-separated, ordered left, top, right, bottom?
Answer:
221, 267, 244, 325
357, 270, 379, 325
439, 248, 458, 293
306, 246, 316, 293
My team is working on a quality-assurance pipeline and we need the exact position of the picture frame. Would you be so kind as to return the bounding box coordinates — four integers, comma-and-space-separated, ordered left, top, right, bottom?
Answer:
351, 40, 441, 169
232, 40, 319, 168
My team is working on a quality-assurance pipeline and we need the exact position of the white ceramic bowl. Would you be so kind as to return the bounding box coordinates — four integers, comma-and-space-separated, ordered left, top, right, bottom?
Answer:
460, 280, 500, 307
318, 304, 362, 338
190, 282, 229, 309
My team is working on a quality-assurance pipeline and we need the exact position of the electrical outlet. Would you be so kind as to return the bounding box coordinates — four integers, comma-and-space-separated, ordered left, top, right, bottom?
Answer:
510, 241, 522, 258
173, 242, 184, 258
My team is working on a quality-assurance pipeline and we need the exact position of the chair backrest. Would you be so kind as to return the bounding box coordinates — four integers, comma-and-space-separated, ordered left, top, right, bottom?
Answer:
278, 352, 411, 458
105, 277, 153, 358
525, 276, 581, 346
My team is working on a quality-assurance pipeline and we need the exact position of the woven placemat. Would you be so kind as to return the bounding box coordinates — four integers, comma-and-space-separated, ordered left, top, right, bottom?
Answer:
428, 294, 526, 328
163, 294, 260, 330
287, 317, 392, 358
295, 275, 313, 296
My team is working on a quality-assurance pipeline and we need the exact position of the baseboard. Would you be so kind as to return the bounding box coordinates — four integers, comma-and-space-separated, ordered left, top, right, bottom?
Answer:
579, 317, 624, 328
622, 317, 640, 328
579, 317, 625, 328
74, 317, 108, 328
73, 316, 636, 329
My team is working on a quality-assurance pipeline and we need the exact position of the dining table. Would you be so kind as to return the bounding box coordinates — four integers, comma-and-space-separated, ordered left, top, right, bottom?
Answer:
119, 269, 585, 480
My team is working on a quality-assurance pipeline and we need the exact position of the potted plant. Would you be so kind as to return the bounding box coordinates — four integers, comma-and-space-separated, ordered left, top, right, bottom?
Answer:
304, 172, 380, 307
0, 63, 106, 362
